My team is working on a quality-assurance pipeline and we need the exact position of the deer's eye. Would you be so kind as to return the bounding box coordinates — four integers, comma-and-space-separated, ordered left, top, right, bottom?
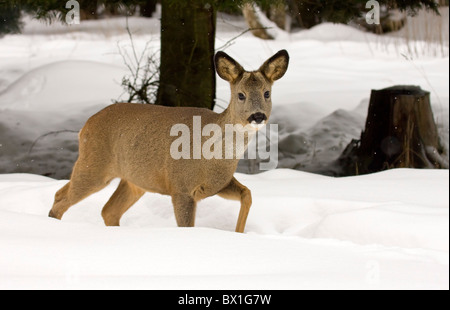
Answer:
264, 91, 270, 99
238, 93, 246, 101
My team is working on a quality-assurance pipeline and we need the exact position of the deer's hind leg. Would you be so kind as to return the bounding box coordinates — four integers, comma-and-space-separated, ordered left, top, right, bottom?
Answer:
217, 177, 252, 233
101, 180, 145, 226
49, 160, 113, 220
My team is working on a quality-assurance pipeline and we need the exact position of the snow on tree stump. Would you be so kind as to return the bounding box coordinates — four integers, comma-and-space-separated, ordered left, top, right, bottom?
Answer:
339, 85, 447, 175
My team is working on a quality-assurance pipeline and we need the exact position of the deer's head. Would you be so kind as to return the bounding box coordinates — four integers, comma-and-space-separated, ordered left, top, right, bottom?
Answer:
215, 50, 289, 129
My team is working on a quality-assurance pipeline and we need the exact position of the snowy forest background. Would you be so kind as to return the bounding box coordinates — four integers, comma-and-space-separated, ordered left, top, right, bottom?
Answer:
0, 0, 448, 289
0, 0, 448, 178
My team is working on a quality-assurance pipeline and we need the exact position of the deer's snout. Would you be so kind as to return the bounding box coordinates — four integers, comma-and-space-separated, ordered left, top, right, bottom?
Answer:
247, 112, 267, 124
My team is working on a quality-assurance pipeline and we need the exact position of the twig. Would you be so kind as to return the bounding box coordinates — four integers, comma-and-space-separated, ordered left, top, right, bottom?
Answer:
115, 17, 159, 104
216, 27, 273, 51
28, 130, 79, 155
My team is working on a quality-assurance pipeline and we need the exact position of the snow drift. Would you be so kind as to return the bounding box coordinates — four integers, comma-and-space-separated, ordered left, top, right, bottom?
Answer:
0, 169, 448, 289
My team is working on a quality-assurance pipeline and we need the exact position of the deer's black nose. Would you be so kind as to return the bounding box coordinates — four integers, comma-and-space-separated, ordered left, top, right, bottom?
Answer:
248, 112, 267, 124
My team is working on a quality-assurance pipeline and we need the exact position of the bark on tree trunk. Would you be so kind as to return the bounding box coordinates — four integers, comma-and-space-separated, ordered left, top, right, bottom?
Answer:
268, 2, 287, 30
339, 85, 447, 175
242, 3, 274, 40
157, 0, 216, 110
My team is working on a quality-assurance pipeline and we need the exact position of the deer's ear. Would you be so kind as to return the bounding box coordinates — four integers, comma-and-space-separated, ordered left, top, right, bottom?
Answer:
215, 51, 244, 83
259, 50, 289, 82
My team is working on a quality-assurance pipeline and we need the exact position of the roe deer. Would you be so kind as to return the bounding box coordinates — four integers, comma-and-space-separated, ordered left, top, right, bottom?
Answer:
48, 50, 289, 232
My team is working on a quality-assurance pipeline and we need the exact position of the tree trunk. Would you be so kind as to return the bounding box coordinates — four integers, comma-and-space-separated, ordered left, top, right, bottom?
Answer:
79, 0, 98, 20
242, 3, 274, 40
268, 2, 287, 30
292, 0, 319, 29
339, 85, 447, 175
140, 0, 157, 17
157, 0, 216, 110
286, 0, 305, 29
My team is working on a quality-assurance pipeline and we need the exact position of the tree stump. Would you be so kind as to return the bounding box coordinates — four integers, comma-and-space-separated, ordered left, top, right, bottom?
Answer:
339, 85, 447, 175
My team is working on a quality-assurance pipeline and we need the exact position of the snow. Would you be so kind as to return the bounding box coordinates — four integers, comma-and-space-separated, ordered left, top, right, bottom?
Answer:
0, 10, 448, 289
0, 169, 448, 289
0, 61, 126, 111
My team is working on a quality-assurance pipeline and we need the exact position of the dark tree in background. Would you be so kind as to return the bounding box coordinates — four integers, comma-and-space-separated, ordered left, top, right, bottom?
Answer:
286, 0, 440, 29
157, 0, 216, 109
0, 2, 22, 35
155, 0, 277, 109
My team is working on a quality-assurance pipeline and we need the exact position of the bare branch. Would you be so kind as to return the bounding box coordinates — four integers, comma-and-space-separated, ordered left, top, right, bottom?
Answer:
115, 17, 160, 104
28, 130, 79, 155
216, 27, 273, 51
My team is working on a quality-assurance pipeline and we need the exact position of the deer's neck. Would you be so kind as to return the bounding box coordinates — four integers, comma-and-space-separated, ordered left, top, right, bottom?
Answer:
218, 104, 234, 126
217, 104, 256, 159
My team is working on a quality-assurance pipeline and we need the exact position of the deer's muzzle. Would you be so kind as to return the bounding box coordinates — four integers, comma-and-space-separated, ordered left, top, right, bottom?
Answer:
247, 112, 267, 124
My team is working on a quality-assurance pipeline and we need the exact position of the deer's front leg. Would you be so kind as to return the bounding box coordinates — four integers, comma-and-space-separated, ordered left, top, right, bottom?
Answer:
171, 194, 197, 227
217, 177, 252, 233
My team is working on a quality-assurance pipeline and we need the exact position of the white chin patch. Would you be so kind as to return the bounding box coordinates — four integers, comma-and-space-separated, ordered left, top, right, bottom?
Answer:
250, 120, 266, 130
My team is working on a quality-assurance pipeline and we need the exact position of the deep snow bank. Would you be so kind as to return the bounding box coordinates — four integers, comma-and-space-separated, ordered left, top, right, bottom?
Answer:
0, 169, 448, 289
0, 61, 126, 111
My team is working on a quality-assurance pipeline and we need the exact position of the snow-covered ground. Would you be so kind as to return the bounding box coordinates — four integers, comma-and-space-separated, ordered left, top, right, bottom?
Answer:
0, 169, 448, 289
0, 9, 448, 289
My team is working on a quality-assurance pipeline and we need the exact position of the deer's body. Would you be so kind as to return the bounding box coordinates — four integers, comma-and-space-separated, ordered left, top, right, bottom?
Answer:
49, 50, 289, 232
79, 103, 239, 198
